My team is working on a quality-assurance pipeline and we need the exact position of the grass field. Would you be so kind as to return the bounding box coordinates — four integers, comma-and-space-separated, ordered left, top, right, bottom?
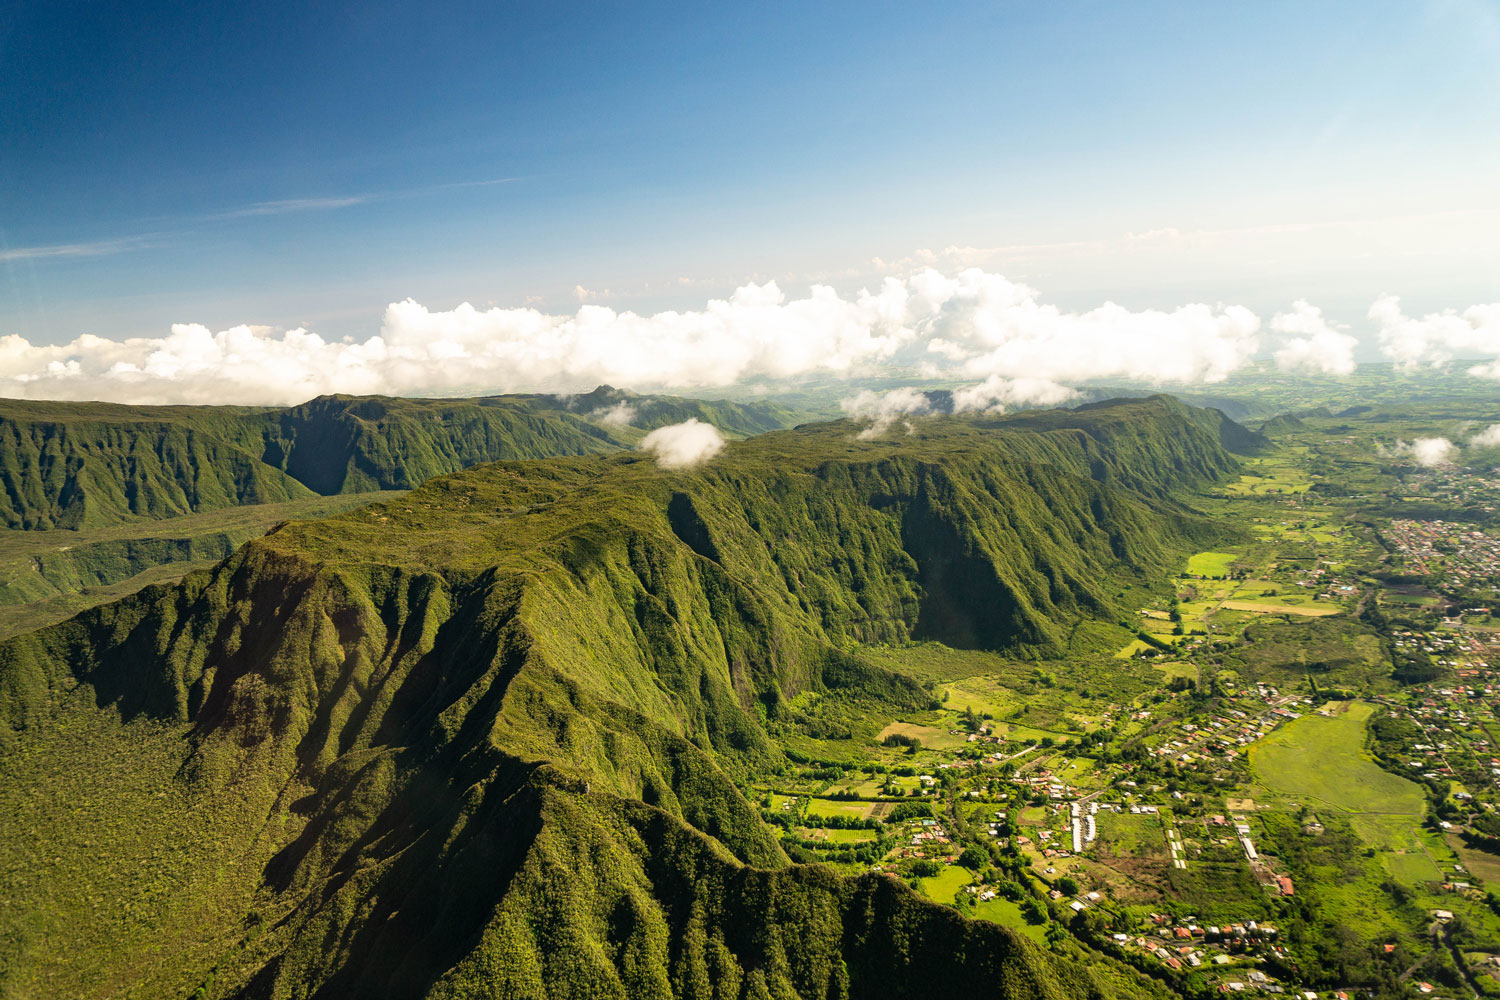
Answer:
805, 797, 879, 820
1152, 661, 1198, 681
1219, 466, 1313, 496
1251, 702, 1426, 858
1447, 834, 1500, 884
972, 896, 1047, 943
941, 677, 1016, 718
1221, 600, 1341, 617
1251, 703, 1420, 812
916, 864, 973, 904
798, 827, 877, 843
1096, 810, 1165, 858
1186, 551, 1239, 576
1383, 851, 1441, 884
875, 721, 967, 751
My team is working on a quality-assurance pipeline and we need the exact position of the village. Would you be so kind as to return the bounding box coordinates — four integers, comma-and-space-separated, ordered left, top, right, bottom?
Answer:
1383, 518, 1500, 591
750, 438, 1500, 999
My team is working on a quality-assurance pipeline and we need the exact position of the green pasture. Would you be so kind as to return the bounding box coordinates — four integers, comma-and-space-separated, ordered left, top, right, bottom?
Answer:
1250, 702, 1422, 818
806, 797, 879, 820
972, 896, 1048, 942
1186, 551, 1239, 577
916, 864, 973, 904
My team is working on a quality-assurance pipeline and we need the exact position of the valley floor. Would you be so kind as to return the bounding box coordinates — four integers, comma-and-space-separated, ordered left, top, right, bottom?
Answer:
749, 420, 1500, 1000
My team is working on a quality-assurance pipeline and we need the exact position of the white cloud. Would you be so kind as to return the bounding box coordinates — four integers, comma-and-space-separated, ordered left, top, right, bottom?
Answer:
0, 268, 1275, 405
840, 387, 932, 440
1390, 437, 1458, 466
913, 270, 1262, 384
7, 266, 1498, 407
1271, 300, 1357, 375
840, 386, 932, 420
638, 419, 725, 468
590, 400, 637, 428
950, 375, 1076, 414
1468, 424, 1500, 448
1370, 295, 1500, 374
0, 234, 171, 263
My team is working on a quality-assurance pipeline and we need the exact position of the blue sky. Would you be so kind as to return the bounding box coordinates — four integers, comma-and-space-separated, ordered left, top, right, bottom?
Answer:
1, 0, 1498, 402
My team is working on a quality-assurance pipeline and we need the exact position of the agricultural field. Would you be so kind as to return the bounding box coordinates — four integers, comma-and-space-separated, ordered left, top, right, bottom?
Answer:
1185, 550, 1239, 577
1249, 702, 1423, 818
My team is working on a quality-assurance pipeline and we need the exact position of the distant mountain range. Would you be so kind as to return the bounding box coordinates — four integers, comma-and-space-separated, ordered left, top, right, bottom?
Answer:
0, 388, 798, 531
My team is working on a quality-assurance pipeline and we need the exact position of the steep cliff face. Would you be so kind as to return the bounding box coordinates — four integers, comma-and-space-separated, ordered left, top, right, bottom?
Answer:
0, 418, 314, 529
0, 398, 1235, 999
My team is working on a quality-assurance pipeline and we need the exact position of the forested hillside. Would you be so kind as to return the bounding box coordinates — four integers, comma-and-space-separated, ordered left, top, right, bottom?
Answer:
0, 388, 795, 529
0, 396, 1245, 999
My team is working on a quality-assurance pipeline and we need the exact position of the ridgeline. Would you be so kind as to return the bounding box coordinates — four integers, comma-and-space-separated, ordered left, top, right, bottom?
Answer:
0, 388, 795, 530
0, 396, 1248, 999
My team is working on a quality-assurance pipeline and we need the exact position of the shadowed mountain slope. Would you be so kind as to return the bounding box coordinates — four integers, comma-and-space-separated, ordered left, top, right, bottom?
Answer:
0, 397, 1238, 999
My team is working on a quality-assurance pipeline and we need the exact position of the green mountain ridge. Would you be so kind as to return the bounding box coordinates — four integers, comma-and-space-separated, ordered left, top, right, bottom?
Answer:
0, 396, 1242, 999
0, 492, 404, 640
0, 389, 797, 530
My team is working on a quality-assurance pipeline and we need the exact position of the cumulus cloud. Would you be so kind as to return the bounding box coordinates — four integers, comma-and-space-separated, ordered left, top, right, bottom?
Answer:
914, 270, 1262, 384
590, 401, 637, 428
638, 419, 725, 468
839, 387, 932, 440
0, 268, 1274, 405
1468, 424, 1500, 448
1270, 300, 1358, 376
8, 267, 1495, 406
1388, 437, 1458, 467
1370, 295, 1500, 375
950, 375, 1076, 414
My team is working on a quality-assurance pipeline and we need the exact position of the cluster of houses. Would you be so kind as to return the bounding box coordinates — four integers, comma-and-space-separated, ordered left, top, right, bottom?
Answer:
1136, 694, 1308, 781
1114, 913, 1297, 980
899, 818, 951, 858
1402, 468, 1500, 516
1384, 671, 1500, 800
1395, 518, 1500, 584
1385, 518, 1500, 586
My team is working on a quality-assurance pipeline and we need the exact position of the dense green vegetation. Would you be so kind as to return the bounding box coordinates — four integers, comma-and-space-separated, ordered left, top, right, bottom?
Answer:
0, 396, 1239, 999
0, 388, 796, 530
0, 491, 402, 639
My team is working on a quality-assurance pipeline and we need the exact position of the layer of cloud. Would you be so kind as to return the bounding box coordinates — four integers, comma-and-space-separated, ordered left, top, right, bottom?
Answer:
0, 268, 1269, 405
638, 419, 725, 468
916, 271, 1261, 383
1270, 300, 1358, 376
840, 376, 1078, 438
1, 268, 1497, 406
1371, 296, 1500, 376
